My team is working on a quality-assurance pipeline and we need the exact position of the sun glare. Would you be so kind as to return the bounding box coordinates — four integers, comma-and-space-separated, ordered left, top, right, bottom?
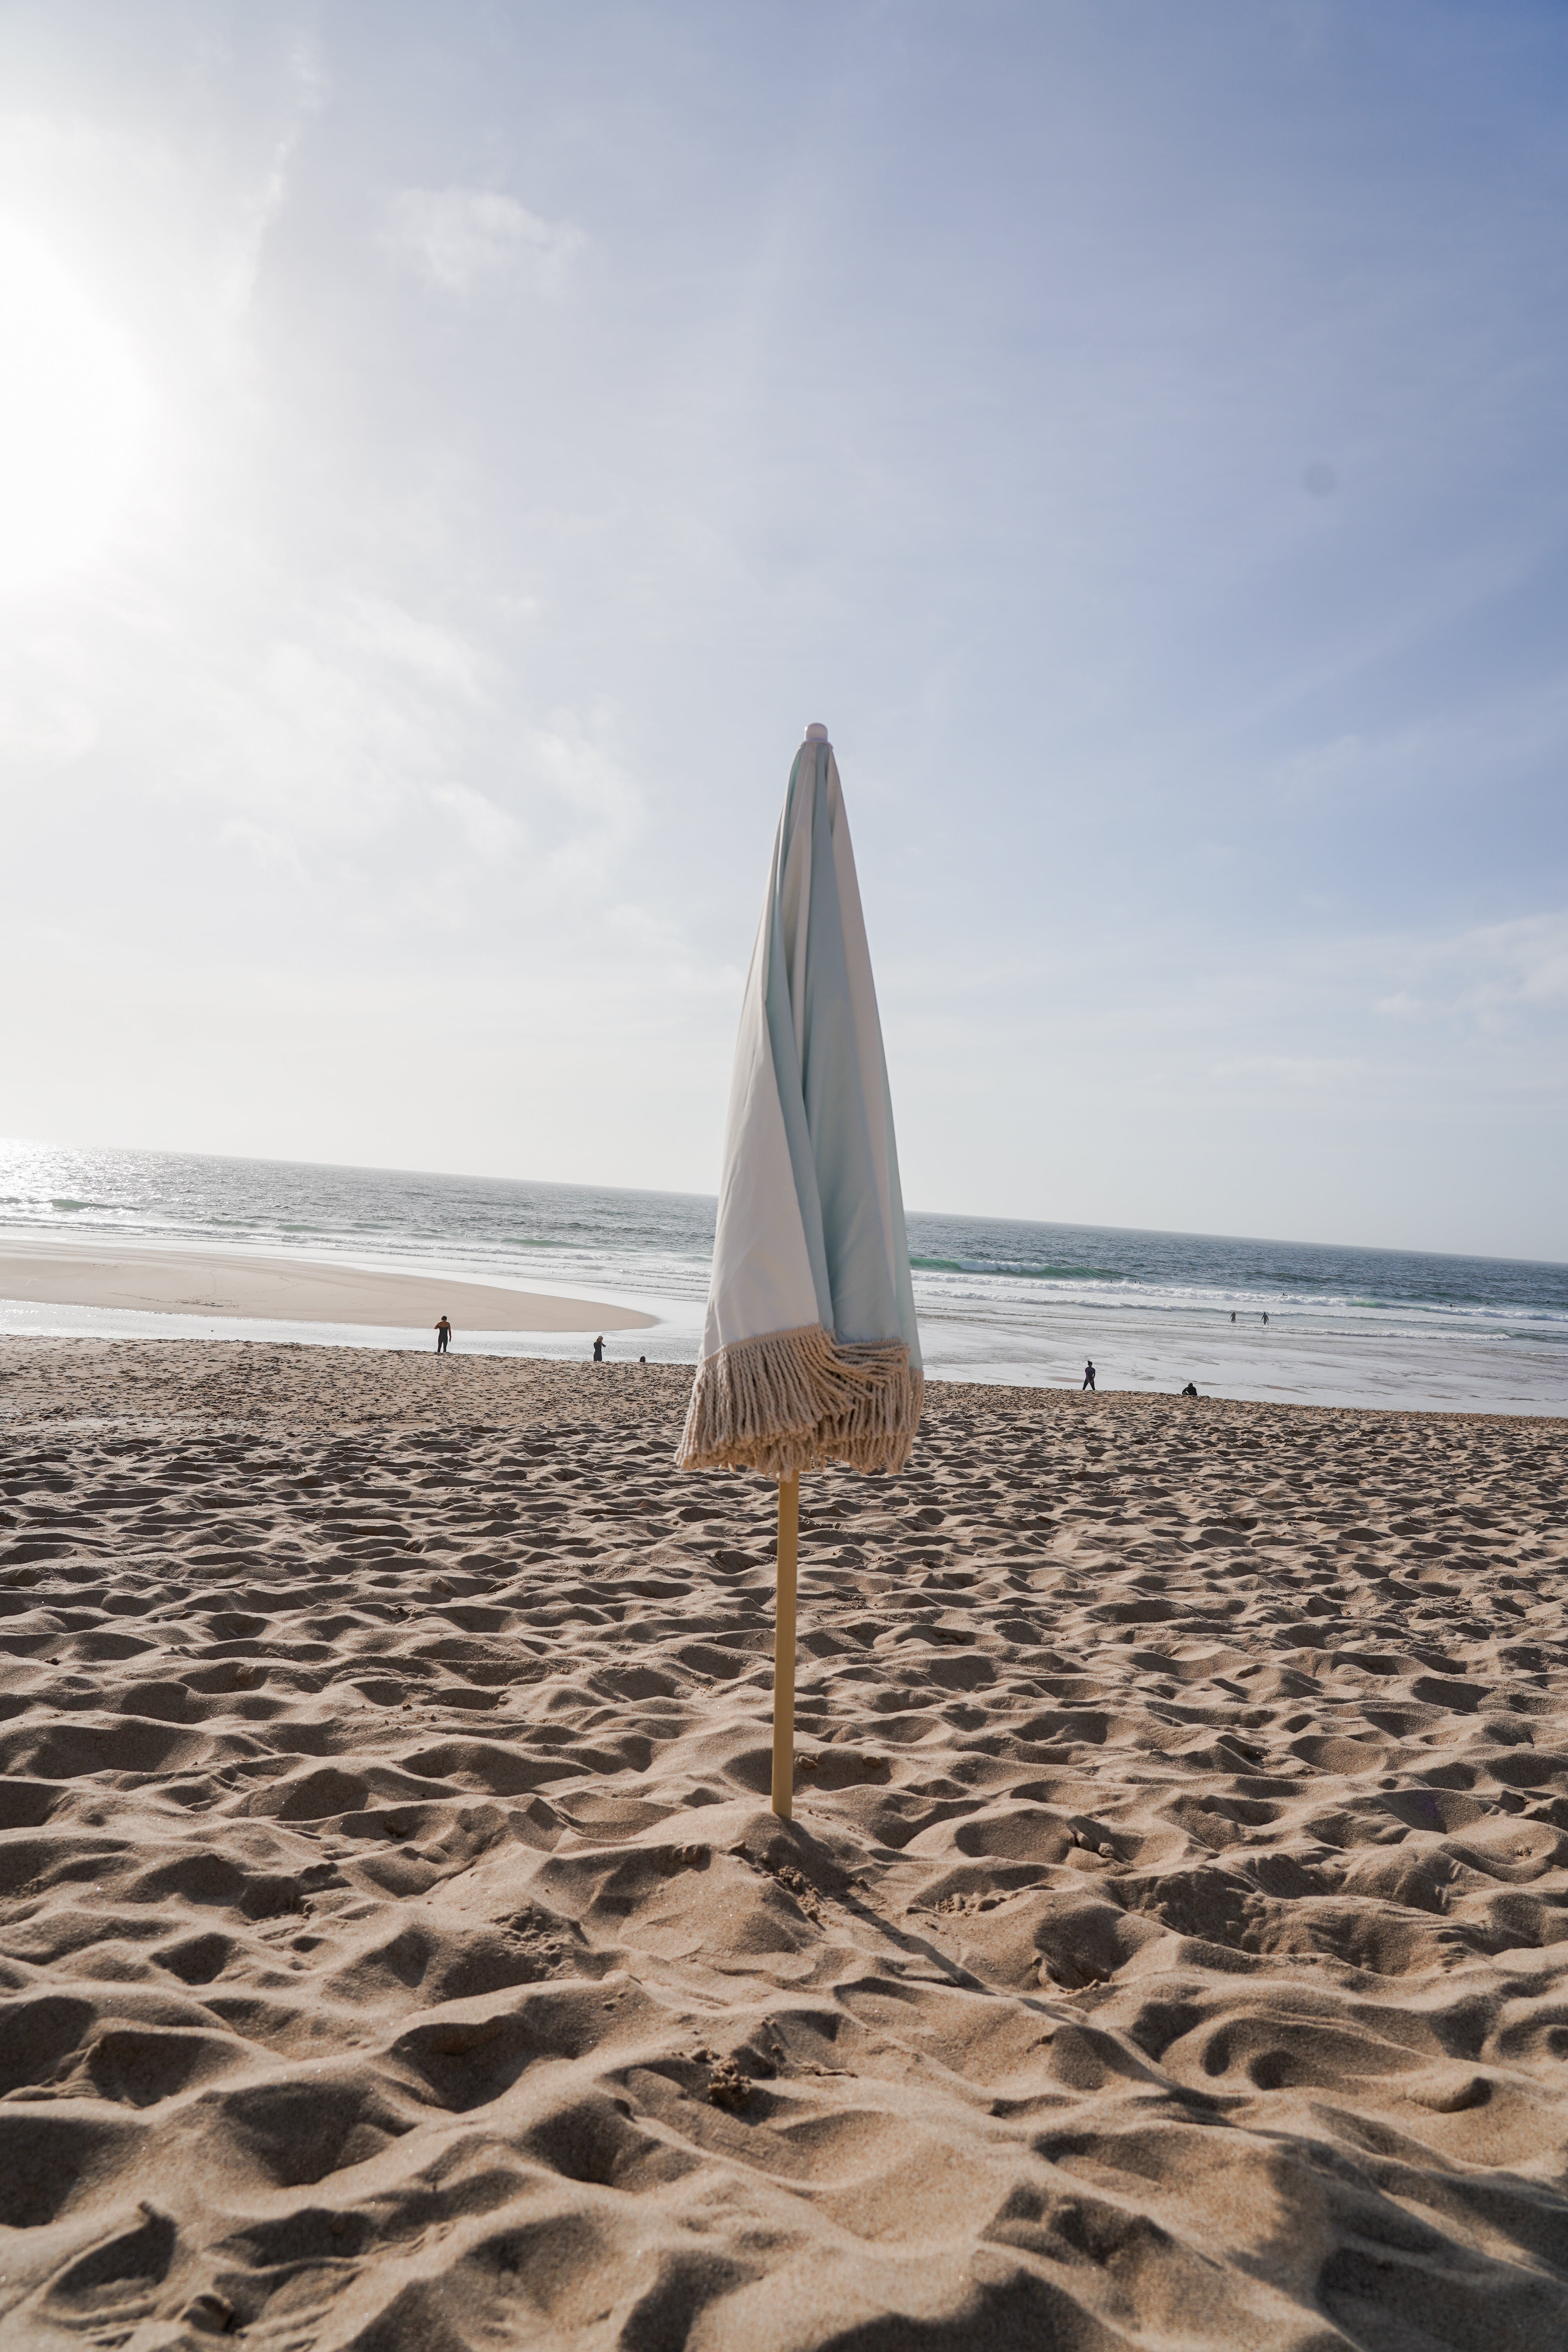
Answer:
0, 220, 152, 594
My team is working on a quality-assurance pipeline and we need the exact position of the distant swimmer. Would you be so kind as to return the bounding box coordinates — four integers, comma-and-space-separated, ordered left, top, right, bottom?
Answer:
592, 1335, 605, 1363
1230, 1311, 1236, 1323
1181, 1381, 1198, 1397
1082, 1359, 1096, 1392
1262, 1311, 1269, 1325
435, 1316, 452, 1354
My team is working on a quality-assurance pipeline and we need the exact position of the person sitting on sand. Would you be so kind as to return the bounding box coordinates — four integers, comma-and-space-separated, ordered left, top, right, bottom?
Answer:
1082, 1359, 1096, 1392
435, 1315, 452, 1354
592, 1335, 605, 1363
1182, 1381, 1198, 1397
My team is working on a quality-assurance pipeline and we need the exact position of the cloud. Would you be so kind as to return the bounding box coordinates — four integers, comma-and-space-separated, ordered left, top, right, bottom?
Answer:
341, 597, 484, 699
1267, 673, 1568, 814
1210, 1052, 1374, 1090
385, 187, 584, 296
218, 38, 328, 327
521, 711, 643, 887
432, 782, 521, 861
0, 628, 98, 762
1386, 910, 1568, 1016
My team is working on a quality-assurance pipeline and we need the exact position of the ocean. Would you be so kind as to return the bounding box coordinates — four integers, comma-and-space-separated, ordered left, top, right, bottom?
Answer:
2, 1137, 1565, 1416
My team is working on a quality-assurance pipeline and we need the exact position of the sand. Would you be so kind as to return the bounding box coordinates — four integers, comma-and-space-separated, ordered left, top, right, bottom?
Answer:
0, 1237, 655, 1333
1, 1339, 1566, 2350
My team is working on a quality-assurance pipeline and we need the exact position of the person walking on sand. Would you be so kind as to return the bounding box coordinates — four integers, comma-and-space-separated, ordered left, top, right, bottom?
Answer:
592, 1335, 605, 1363
435, 1316, 452, 1354
1082, 1359, 1096, 1392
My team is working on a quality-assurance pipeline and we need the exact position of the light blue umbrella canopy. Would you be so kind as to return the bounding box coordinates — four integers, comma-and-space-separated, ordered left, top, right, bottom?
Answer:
679, 725, 922, 1475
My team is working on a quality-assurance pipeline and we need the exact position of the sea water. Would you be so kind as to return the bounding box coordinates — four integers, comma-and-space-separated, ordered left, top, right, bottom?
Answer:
1, 1138, 1564, 1415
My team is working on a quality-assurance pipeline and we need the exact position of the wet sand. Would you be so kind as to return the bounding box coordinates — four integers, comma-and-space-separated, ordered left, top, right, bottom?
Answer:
0, 1237, 654, 1332
1, 1338, 1566, 2348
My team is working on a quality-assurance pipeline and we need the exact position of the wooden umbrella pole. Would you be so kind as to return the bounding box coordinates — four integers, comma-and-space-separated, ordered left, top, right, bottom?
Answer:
770, 1472, 800, 1818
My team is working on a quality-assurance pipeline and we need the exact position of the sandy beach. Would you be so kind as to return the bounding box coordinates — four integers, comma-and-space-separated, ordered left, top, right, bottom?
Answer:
2, 1337, 1567, 2348
0, 1236, 655, 1334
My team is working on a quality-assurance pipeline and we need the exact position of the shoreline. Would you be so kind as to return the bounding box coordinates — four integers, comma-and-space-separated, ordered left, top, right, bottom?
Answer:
0, 1232, 1561, 1411
3, 1223, 1565, 1414
4, 1147, 1563, 1414
0, 1234, 656, 1334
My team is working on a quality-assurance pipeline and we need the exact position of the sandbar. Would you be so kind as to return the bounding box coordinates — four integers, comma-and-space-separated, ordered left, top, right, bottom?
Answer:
0, 1234, 655, 1331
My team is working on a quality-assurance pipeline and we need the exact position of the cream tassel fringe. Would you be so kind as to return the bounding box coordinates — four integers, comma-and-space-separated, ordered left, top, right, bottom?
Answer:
677, 1322, 924, 1477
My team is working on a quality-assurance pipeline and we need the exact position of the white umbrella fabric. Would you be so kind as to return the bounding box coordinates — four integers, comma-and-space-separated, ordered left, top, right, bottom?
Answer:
679, 723, 922, 1813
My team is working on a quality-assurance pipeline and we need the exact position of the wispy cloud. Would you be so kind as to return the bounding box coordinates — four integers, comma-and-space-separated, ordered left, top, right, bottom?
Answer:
218, 33, 329, 327
432, 782, 521, 861
1210, 1052, 1375, 1089
385, 188, 585, 296
521, 711, 643, 887
1268, 680, 1568, 813
1379, 909, 1568, 1018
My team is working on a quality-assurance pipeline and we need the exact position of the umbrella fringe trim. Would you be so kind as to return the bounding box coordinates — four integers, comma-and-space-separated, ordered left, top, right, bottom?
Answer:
677, 1322, 923, 1476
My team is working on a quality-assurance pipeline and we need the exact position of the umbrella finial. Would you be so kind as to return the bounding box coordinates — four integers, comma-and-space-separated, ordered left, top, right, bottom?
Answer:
803, 721, 829, 742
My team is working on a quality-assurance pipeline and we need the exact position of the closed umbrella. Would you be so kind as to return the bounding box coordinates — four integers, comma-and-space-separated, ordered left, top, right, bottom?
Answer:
679, 722, 922, 1815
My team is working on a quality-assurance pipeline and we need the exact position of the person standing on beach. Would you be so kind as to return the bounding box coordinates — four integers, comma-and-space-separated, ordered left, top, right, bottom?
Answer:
1082, 1359, 1096, 1392
435, 1316, 452, 1354
592, 1335, 605, 1363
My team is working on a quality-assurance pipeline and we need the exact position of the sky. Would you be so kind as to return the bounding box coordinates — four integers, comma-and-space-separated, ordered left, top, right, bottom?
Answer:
1, 0, 1565, 1263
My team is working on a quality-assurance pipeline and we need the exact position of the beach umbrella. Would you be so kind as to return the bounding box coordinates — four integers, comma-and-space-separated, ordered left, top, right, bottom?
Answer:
679, 722, 922, 1816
